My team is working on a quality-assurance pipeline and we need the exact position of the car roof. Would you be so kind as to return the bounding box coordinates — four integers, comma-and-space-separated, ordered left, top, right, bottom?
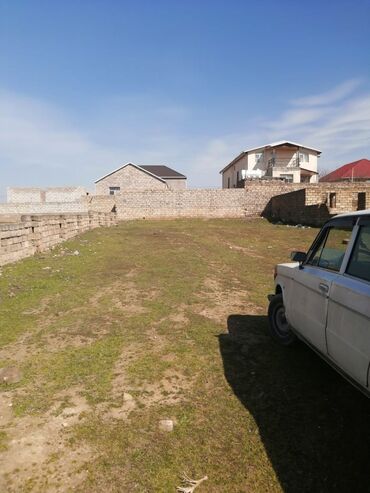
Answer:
333, 209, 370, 219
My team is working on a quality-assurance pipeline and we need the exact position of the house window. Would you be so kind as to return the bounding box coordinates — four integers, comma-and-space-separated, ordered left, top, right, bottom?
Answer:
109, 186, 121, 195
255, 152, 263, 164
357, 192, 366, 211
280, 174, 294, 183
329, 192, 337, 208
227, 177, 230, 189
299, 152, 309, 163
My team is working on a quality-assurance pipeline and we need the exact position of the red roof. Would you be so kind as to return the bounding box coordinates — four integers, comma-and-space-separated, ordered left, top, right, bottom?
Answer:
320, 159, 370, 182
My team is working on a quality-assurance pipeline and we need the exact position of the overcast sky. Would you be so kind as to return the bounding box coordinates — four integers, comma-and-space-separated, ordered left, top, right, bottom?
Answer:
1, 0, 370, 200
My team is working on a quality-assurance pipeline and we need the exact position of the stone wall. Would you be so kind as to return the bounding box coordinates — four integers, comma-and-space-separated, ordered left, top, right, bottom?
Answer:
87, 181, 370, 223
0, 212, 117, 266
88, 189, 247, 219
164, 178, 187, 190
0, 202, 88, 215
244, 180, 306, 216
7, 187, 86, 204
270, 183, 370, 226
84, 195, 116, 213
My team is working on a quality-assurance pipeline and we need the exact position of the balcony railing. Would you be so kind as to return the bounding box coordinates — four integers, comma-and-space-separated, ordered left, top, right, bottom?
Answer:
268, 157, 300, 169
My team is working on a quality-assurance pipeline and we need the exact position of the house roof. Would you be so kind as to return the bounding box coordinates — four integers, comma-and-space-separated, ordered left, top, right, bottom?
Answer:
220, 140, 322, 174
95, 163, 185, 183
320, 159, 370, 182
140, 165, 186, 179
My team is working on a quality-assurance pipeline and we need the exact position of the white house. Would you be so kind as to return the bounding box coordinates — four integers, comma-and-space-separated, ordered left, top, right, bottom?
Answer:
220, 140, 321, 187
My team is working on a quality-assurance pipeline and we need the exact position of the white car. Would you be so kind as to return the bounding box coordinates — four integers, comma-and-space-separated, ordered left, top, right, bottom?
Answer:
268, 210, 370, 395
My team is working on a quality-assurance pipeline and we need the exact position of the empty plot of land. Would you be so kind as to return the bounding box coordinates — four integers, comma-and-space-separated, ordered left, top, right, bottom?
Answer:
0, 219, 369, 492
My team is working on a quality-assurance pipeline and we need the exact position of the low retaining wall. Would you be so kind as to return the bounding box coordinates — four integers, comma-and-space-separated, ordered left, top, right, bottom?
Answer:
0, 212, 117, 266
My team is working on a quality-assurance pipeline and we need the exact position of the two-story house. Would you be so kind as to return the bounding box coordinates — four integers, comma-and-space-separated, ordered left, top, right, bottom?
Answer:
220, 140, 321, 187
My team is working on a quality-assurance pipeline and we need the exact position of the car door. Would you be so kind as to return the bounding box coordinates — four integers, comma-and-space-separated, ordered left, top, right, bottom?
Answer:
326, 219, 370, 387
286, 220, 354, 354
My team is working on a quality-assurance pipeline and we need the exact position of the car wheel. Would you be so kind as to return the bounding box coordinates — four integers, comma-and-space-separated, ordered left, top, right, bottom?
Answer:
268, 294, 296, 346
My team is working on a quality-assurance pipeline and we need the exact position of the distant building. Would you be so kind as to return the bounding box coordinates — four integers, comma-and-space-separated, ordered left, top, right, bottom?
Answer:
220, 140, 321, 187
95, 163, 187, 195
320, 159, 370, 182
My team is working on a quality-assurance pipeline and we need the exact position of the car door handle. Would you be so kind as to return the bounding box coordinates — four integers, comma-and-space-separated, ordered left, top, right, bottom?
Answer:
319, 283, 329, 294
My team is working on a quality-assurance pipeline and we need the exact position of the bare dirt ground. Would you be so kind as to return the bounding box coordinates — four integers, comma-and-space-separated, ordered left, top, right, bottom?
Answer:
1, 219, 369, 492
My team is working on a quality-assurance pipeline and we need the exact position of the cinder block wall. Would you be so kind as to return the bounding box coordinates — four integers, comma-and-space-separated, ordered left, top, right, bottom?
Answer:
89, 189, 247, 219
87, 181, 370, 223
244, 181, 306, 216
270, 183, 370, 226
0, 202, 88, 215
7, 187, 86, 204
0, 212, 117, 266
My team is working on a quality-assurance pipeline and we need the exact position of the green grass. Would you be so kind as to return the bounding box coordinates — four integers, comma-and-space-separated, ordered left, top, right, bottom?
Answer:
1, 219, 370, 492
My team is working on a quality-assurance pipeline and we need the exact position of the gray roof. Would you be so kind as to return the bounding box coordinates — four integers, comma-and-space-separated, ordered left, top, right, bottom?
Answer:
95, 163, 186, 183
140, 165, 186, 179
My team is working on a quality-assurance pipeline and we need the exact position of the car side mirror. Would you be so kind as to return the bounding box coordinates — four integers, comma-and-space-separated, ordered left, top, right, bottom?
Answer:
291, 251, 307, 263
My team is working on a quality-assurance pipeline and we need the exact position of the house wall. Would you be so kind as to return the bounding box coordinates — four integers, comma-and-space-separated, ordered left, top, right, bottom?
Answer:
0, 211, 117, 266
222, 146, 319, 187
272, 167, 301, 183
7, 187, 86, 203
267, 148, 318, 183
247, 149, 267, 171
164, 178, 187, 190
95, 164, 168, 194
222, 154, 249, 188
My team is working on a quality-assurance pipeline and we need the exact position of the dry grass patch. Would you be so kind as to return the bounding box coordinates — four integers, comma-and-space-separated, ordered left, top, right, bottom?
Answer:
1, 218, 369, 492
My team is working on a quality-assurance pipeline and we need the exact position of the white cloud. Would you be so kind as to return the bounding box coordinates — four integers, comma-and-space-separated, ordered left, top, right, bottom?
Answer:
187, 79, 370, 182
0, 79, 369, 200
291, 79, 362, 107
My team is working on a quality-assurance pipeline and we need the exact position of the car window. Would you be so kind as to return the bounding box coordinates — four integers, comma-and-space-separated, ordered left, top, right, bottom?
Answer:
307, 226, 352, 272
346, 225, 370, 282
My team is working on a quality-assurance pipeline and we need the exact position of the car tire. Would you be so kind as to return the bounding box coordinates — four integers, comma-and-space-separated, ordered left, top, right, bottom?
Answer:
268, 293, 296, 346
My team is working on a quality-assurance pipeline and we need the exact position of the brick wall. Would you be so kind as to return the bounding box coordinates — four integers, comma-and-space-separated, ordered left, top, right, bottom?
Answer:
0, 212, 117, 266
83, 195, 116, 213
87, 181, 370, 222
244, 180, 306, 216
0, 202, 88, 215
88, 189, 247, 219
270, 183, 370, 226
7, 187, 86, 203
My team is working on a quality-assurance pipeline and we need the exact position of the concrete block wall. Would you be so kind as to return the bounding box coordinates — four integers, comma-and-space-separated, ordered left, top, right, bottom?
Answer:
244, 180, 306, 216
84, 195, 116, 213
7, 187, 86, 204
0, 212, 117, 266
270, 183, 370, 226
105, 189, 247, 219
0, 202, 88, 215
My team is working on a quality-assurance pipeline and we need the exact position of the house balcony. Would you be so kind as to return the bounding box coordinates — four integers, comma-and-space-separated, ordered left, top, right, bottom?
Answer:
267, 157, 300, 169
